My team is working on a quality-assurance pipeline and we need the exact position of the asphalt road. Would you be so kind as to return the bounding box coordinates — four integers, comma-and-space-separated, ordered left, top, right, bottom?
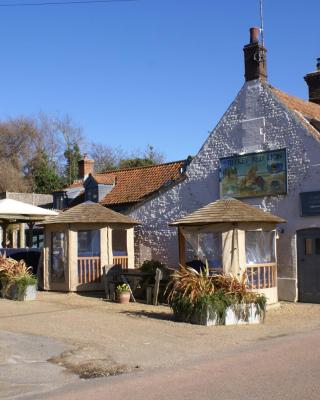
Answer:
36, 328, 320, 400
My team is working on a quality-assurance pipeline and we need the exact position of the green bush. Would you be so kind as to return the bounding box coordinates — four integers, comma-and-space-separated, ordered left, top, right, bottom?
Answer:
167, 265, 267, 324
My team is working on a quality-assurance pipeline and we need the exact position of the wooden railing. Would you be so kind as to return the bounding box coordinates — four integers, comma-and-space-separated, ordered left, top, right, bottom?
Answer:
113, 256, 128, 270
246, 263, 277, 289
78, 257, 101, 284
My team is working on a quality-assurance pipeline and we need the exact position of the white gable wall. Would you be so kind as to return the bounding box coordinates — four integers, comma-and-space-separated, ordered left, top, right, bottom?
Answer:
128, 80, 320, 301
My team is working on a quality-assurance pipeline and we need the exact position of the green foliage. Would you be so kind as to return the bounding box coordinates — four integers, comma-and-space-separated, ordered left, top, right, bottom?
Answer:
29, 150, 62, 194
12, 275, 37, 300
167, 266, 267, 324
119, 157, 156, 169
140, 260, 165, 275
0, 253, 37, 299
64, 143, 81, 185
119, 145, 164, 169
116, 283, 130, 293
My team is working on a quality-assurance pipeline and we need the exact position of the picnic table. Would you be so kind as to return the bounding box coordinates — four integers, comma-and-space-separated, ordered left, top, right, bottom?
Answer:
103, 266, 167, 305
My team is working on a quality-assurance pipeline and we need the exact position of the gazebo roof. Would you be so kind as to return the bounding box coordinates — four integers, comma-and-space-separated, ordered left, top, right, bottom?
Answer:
0, 198, 58, 223
43, 201, 139, 225
170, 198, 286, 226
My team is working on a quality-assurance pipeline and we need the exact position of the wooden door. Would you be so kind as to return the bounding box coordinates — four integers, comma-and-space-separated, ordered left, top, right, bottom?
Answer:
297, 229, 320, 303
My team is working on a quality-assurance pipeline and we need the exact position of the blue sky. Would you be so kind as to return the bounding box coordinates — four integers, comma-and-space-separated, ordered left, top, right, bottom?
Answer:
0, 0, 319, 161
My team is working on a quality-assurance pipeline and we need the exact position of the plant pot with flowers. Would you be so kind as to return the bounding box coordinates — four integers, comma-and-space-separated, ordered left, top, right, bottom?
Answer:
116, 283, 131, 304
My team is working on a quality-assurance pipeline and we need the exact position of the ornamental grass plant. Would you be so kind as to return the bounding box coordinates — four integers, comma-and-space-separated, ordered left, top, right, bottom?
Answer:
166, 264, 266, 324
0, 253, 37, 299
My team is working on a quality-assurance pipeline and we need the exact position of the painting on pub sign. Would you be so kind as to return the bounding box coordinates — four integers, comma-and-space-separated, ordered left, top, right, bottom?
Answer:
220, 149, 287, 198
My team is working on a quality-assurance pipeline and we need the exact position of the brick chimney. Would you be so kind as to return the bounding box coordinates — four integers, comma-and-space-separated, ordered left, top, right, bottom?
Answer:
304, 59, 320, 105
78, 154, 94, 180
243, 27, 267, 82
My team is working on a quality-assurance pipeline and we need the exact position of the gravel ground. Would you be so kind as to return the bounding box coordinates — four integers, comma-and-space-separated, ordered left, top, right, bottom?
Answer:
1, 292, 320, 399
1, 291, 320, 371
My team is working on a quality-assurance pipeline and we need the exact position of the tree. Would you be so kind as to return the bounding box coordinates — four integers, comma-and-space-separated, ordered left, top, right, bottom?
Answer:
64, 143, 82, 185
0, 159, 30, 192
119, 145, 164, 169
89, 143, 165, 172
90, 143, 121, 172
29, 150, 62, 194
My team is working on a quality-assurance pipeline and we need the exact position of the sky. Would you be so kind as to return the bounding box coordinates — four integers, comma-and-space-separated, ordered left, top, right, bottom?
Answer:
0, 0, 319, 161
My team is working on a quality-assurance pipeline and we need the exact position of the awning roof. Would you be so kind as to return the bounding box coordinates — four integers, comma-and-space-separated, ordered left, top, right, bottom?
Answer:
0, 198, 58, 223
170, 198, 286, 226
43, 201, 139, 225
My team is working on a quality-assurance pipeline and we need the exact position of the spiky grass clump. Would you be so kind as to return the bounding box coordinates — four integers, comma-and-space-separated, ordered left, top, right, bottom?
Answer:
0, 253, 37, 299
166, 265, 267, 324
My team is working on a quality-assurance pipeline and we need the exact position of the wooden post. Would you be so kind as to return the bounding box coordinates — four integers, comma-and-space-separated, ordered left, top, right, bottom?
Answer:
153, 268, 163, 306
178, 227, 186, 267
27, 222, 35, 248
19, 223, 25, 248
1, 223, 8, 248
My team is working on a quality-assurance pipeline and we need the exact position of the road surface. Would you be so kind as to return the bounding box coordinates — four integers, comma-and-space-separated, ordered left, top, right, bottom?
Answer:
33, 328, 320, 400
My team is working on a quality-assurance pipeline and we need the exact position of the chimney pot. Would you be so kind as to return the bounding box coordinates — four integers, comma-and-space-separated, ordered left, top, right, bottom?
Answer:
317, 58, 320, 71
250, 27, 260, 44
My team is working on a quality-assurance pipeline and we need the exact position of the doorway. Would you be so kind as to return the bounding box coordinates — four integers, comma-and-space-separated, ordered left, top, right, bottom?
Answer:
297, 229, 320, 303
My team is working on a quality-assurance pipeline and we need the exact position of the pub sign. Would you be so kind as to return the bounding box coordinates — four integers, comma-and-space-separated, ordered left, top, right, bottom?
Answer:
219, 149, 287, 199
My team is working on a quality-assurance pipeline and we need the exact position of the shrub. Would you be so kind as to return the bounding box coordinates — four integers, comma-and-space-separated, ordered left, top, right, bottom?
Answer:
166, 265, 266, 324
0, 253, 37, 298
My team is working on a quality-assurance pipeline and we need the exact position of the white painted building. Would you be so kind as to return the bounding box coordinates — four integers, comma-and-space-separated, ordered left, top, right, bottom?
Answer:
128, 28, 320, 303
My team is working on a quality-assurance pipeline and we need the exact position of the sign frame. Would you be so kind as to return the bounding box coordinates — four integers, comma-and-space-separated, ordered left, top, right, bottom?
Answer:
219, 148, 288, 199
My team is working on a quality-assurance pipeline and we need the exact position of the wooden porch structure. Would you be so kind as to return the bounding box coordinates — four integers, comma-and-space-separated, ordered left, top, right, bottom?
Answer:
171, 198, 286, 303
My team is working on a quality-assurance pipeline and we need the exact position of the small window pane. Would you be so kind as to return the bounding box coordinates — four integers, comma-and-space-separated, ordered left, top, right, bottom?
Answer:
315, 239, 320, 255
78, 230, 100, 257
112, 229, 127, 256
51, 232, 65, 283
246, 231, 275, 264
305, 238, 313, 255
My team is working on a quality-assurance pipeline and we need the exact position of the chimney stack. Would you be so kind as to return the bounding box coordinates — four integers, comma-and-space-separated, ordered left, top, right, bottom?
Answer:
243, 27, 267, 82
304, 59, 320, 105
78, 154, 94, 180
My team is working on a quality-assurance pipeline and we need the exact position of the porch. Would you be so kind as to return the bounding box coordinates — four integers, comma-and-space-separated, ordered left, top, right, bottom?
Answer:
171, 198, 285, 304
42, 202, 139, 292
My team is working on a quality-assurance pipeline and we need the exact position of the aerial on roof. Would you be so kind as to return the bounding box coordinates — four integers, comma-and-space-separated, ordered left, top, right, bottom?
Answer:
43, 201, 139, 225
170, 198, 286, 226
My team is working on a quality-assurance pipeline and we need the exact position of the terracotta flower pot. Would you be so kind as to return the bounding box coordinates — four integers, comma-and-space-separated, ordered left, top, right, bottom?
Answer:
118, 291, 130, 304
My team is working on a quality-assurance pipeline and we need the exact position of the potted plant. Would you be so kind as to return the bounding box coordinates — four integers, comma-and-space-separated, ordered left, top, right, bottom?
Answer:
0, 253, 38, 301
166, 265, 266, 326
116, 283, 131, 304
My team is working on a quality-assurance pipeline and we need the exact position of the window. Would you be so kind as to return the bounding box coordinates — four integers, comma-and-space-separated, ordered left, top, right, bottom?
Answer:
77, 230, 100, 257
305, 238, 313, 255
246, 231, 275, 264
51, 232, 65, 283
85, 188, 98, 202
53, 192, 67, 210
112, 229, 127, 256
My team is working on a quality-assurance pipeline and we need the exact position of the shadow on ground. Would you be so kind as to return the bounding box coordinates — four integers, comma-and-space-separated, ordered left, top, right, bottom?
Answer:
121, 310, 174, 322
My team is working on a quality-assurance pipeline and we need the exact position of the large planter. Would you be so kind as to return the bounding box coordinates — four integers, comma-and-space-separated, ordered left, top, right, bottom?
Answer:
117, 291, 130, 304
9, 284, 37, 301
185, 304, 263, 326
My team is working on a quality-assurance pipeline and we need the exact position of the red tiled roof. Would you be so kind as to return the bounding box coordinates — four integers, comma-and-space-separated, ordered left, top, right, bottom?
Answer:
94, 160, 186, 206
270, 86, 320, 140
